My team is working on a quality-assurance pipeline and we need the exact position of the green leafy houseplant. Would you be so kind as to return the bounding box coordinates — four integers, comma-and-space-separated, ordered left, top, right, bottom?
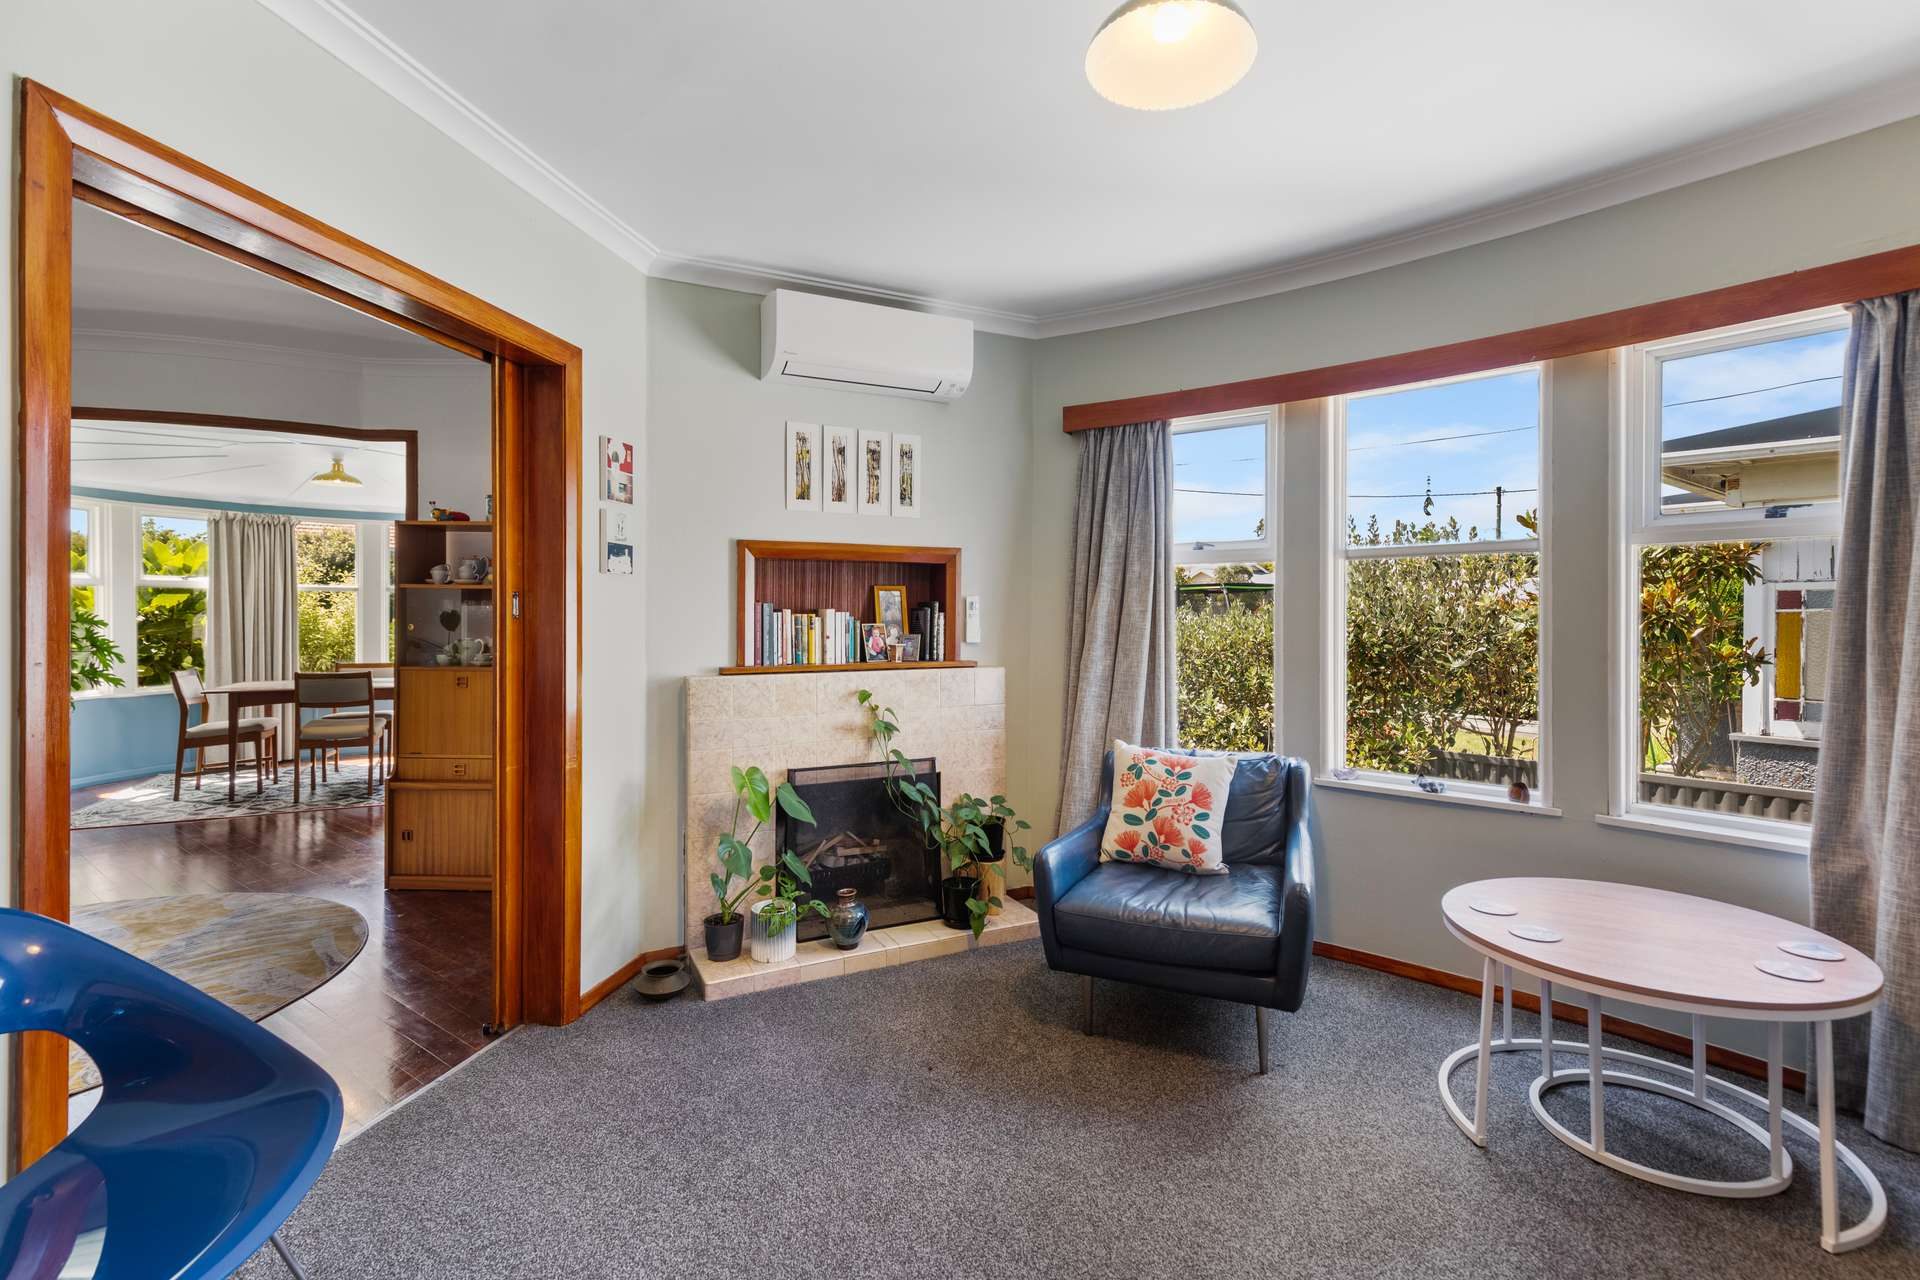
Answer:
857, 689, 1031, 937
708, 765, 828, 942
70, 606, 126, 706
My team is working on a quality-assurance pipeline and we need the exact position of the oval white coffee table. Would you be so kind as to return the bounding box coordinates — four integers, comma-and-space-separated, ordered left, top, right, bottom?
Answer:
1438, 877, 1887, 1253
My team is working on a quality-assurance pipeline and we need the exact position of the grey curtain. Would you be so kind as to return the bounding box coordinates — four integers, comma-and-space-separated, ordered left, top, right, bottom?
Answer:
206, 512, 300, 757
1055, 420, 1175, 832
1810, 291, 1920, 1152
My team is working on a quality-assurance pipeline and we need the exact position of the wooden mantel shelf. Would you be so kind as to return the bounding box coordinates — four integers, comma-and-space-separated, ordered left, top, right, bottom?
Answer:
733, 539, 965, 674
719, 660, 975, 676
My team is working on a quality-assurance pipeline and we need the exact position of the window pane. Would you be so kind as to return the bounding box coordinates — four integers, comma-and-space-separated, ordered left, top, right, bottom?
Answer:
1636, 540, 1821, 825
1175, 572, 1273, 751
136, 586, 206, 686
296, 521, 357, 585
1345, 552, 1539, 785
1172, 422, 1266, 544
1347, 370, 1540, 545
69, 508, 91, 577
299, 589, 358, 671
141, 515, 209, 578
1657, 328, 1844, 514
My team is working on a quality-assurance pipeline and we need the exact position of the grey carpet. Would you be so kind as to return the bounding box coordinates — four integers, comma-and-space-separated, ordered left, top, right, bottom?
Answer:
240, 941, 1919, 1279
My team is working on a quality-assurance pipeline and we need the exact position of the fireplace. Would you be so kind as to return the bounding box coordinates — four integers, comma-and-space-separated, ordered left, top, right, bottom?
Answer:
777, 759, 941, 942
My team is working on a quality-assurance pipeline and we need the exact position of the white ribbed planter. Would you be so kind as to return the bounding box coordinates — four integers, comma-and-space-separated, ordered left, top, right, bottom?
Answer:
749, 900, 797, 964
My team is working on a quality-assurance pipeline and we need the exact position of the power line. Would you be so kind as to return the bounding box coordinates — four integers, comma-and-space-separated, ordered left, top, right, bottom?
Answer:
1348, 424, 1535, 451
1663, 374, 1839, 409
1176, 486, 1263, 497
1348, 487, 1538, 499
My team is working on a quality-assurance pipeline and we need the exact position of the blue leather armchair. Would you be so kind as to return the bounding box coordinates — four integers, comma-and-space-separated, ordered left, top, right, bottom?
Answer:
1035, 751, 1316, 1073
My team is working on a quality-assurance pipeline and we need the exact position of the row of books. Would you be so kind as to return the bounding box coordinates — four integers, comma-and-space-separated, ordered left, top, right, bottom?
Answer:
752, 600, 948, 666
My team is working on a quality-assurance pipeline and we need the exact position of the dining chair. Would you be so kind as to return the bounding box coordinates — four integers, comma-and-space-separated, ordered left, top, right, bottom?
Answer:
292, 671, 389, 802
327, 660, 395, 776
170, 669, 279, 800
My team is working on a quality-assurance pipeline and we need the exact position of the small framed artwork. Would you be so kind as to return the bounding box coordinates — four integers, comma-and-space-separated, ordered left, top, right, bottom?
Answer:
857, 429, 891, 516
861, 623, 889, 662
873, 584, 908, 641
785, 421, 820, 511
601, 507, 635, 575
892, 433, 922, 518
600, 436, 634, 504
823, 425, 855, 515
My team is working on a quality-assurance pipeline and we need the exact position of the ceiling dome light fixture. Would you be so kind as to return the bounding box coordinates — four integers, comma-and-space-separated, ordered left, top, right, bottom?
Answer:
311, 455, 363, 487
1086, 0, 1258, 111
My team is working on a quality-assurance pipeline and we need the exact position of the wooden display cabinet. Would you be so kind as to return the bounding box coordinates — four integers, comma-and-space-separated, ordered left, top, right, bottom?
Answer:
388, 519, 496, 891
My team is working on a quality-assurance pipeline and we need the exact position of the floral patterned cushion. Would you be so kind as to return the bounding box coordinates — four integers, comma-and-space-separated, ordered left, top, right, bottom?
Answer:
1097, 741, 1237, 875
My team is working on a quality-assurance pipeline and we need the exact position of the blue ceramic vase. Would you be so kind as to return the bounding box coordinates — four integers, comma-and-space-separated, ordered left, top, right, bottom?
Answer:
828, 888, 869, 950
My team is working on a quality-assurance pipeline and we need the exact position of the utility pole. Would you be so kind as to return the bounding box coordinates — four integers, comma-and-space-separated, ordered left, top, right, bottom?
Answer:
1494, 485, 1503, 539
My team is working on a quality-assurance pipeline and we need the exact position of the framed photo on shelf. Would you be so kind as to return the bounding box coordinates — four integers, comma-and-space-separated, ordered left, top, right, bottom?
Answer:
861, 623, 890, 662
892, 433, 922, 518
785, 421, 821, 511
823, 425, 855, 515
873, 584, 908, 641
600, 507, 635, 575
600, 435, 634, 504
857, 429, 891, 516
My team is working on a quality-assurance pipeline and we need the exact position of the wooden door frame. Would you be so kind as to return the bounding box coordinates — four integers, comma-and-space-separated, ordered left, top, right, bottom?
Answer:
15, 81, 584, 1169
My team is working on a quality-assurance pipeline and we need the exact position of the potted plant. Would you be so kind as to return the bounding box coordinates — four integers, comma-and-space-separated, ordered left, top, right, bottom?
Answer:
70, 605, 125, 706
857, 690, 1031, 937
748, 862, 830, 964
705, 765, 827, 962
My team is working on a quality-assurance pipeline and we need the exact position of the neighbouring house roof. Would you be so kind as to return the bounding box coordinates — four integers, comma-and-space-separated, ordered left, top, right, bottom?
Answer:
1660, 406, 1840, 508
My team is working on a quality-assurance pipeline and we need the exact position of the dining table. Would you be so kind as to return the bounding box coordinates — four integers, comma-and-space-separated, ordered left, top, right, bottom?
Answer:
203, 675, 396, 802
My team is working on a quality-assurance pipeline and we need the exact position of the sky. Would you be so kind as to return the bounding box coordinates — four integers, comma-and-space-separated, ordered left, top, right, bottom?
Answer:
1171, 325, 1848, 547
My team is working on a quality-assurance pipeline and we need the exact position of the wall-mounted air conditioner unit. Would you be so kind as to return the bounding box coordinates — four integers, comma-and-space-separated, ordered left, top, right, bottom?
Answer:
760, 289, 972, 402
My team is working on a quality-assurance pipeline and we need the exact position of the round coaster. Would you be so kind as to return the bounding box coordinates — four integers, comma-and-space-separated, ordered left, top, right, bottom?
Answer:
1469, 899, 1518, 917
1779, 940, 1845, 963
1756, 958, 1824, 983
1509, 924, 1562, 944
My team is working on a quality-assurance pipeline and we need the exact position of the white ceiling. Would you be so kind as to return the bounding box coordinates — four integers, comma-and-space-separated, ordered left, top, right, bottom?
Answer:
270, 1, 1920, 336
73, 201, 468, 361
73, 418, 409, 516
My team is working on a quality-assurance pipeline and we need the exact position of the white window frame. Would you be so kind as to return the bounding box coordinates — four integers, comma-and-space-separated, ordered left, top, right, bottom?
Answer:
1171, 406, 1282, 752
131, 506, 212, 690
294, 519, 393, 666
69, 500, 104, 613
1606, 308, 1847, 852
1323, 363, 1554, 811
1171, 408, 1279, 565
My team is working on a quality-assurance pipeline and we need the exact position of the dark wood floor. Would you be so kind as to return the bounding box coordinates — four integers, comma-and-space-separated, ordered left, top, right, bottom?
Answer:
70, 785, 493, 1139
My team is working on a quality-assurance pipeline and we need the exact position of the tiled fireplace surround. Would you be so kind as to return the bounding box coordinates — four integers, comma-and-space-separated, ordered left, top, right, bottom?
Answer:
683, 667, 1036, 999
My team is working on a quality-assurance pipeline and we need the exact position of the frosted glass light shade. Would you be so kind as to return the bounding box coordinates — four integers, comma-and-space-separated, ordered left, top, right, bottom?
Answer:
1085, 0, 1258, 111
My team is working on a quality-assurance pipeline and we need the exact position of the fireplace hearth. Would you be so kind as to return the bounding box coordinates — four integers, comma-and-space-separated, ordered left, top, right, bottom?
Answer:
777, 759, 941, 942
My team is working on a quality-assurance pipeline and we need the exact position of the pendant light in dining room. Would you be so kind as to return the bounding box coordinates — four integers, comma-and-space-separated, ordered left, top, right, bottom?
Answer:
1086, 0, 1258, 111
310, 455, 363, 487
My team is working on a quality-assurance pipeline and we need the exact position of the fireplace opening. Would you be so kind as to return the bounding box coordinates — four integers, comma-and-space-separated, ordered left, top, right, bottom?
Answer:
777, 758, 941, 942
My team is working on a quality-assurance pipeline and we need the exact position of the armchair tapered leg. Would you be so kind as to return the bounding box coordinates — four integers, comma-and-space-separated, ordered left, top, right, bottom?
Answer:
1256, 1006, 1270, 1075
1083, 975, 1094, 1035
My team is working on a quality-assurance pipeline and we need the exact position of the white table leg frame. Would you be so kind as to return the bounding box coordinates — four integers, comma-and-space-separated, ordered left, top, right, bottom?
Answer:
1439, 979, 1888, 1252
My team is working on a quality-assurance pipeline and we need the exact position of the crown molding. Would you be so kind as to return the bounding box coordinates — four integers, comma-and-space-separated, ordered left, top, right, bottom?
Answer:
258, 0, 660, 274
262, 0, 1920, 342
647, 253, 1041, 339
1025, 74, 1920, 338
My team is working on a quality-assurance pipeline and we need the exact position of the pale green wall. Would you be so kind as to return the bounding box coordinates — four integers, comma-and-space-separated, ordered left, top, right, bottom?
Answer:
642, 279, 1037, 937
1, 0, 655, 1017
1022, 113, 1920, 1060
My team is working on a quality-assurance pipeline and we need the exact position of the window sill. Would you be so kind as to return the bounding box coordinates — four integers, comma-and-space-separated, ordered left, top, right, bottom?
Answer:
1314, 775, 1561, 818
72, 686, 171, 702
1594, 811, 1809, 856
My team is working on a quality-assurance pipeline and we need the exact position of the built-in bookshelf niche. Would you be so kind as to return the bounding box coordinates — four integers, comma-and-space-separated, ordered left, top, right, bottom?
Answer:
727, 540, 973, 676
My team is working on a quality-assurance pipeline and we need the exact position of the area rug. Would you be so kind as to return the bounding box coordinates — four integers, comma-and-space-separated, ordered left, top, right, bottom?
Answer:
70, 757, 385, 829
69, 892, 369, 1093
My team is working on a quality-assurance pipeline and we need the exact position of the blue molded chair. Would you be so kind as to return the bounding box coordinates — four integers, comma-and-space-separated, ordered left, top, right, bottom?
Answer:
0, 907, 340, 1278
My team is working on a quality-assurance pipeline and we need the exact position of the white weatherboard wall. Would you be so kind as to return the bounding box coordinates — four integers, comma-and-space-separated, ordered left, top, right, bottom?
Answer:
1024, 114, 1920, 1062
643, 279, 1036, 942
0, 0, 652, 1067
